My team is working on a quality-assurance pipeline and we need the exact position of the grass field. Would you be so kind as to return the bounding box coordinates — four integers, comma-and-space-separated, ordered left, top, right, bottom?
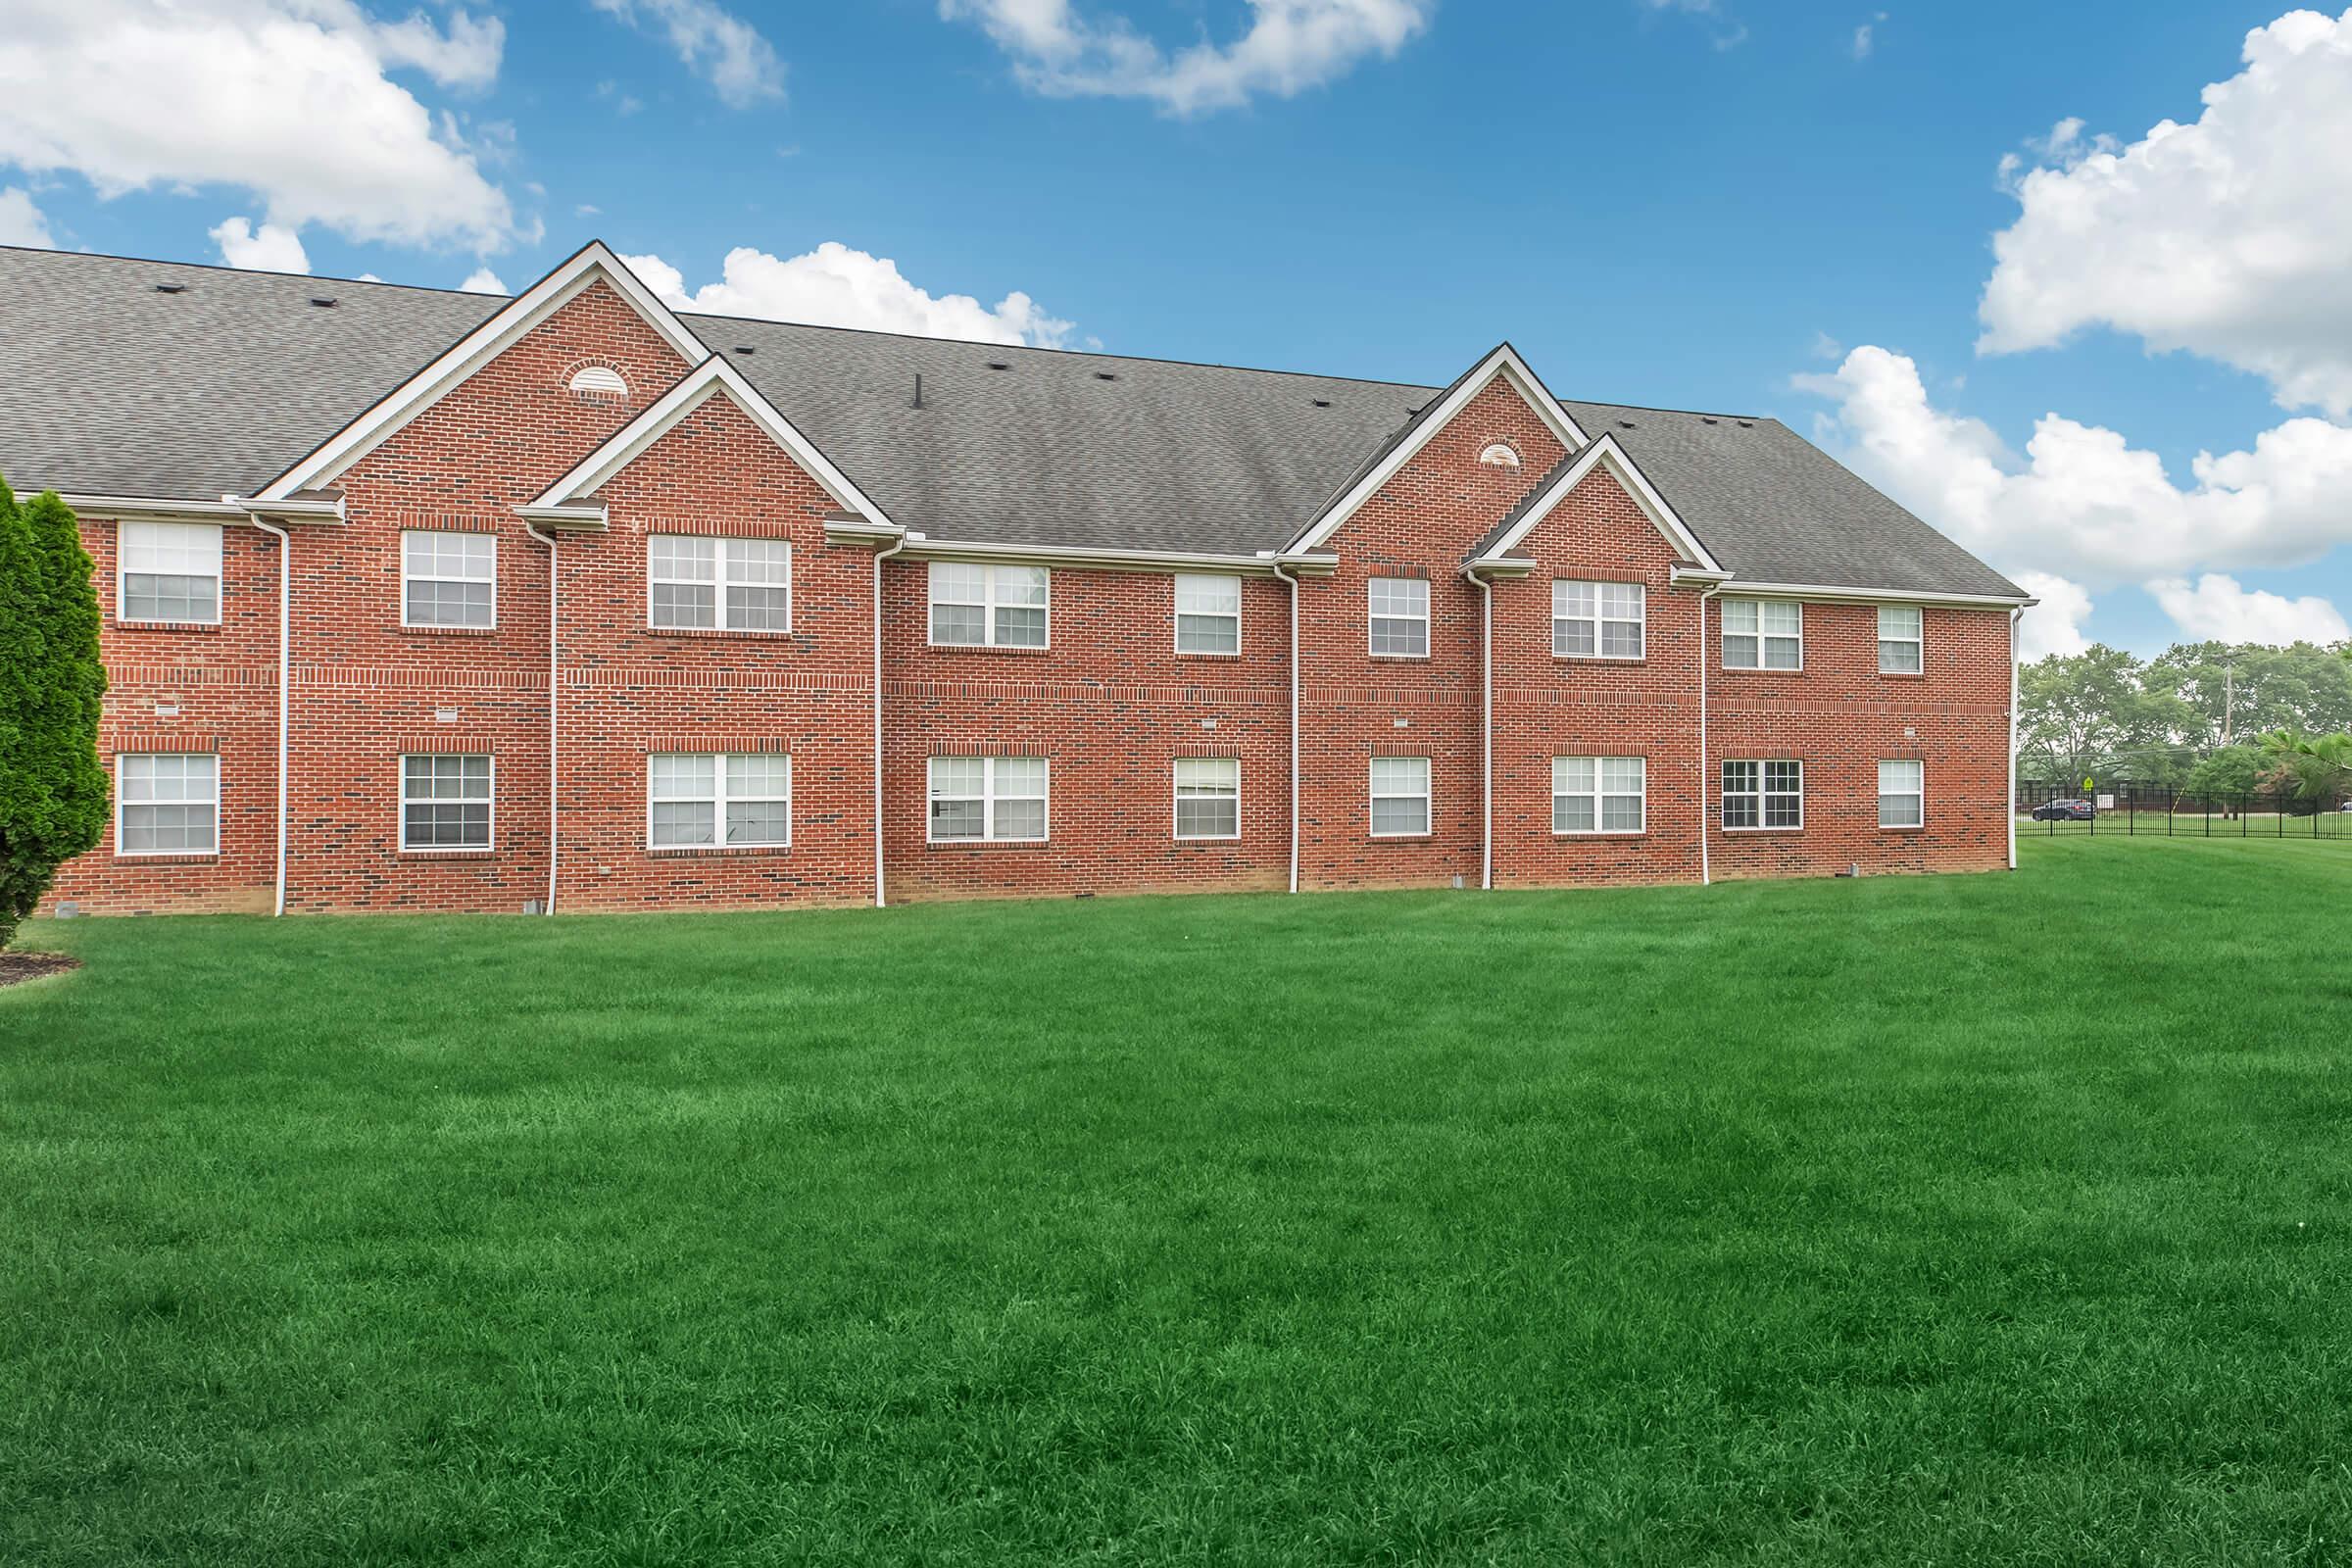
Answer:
7, 836, 2352, 1565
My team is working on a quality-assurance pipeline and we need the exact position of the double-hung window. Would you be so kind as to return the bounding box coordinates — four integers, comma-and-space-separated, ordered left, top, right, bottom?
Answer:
1368, 577, 1429, 658
1553, 581, 1645, 660
400, 754, 493, 850
1722, 760, 1803, 830
1369, 757, 1431, 837
648, 754, 792, 848
402, 531, 496, 628
116, 754, 218, 855
647, 535, 792, 631
1173, 758, 1241, 839
1723, 599, 1801, 669
119, 522, 221, 624
929, 563, 1049, 648
1878, 606, 1923, 673
1553, 757, 1646, 834
928, 757, 1049, 842
1174, 573, 1242, 655
1879, 760, 1925, 828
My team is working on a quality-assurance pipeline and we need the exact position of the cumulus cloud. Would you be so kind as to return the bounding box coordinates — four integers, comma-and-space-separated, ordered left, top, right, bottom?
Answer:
0, 186, 52, 247
2147, 573, 2349, 646
1980, 9, 2352, 413
1639, 0, 1747, 50
1850, 11, 1886, 61
459, 266, 508, 294
622, 242, 1075, 347
2012, 570, 2092, 660
941, 0, 1429, 115
210, 216, 311, 272
0, 0, 520, 255
589, 0, 782, 108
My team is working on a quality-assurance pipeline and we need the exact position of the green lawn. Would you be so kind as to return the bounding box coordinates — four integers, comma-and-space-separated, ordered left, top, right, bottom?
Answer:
6, 837, 2352, 1565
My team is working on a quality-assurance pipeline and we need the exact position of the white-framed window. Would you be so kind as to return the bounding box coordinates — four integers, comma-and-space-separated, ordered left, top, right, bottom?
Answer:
1173, 757, 1241, 839
1369, 756, 1431, 837
118, 521, 221, 624
1552, 756, 1646, 834
400, 754, 493, 850
1553, 581, 1645, 660
929, 563, 1049, 648
1368, 577, 1429, 658
1174, 573, 1242, 655
1723, 760, 1803, 831
647, 753, 792, 849
1723, 599, 1801, 670
401, 530, 496, 629
1879, 760, 1925, 828
647, 535, 792, 632
1878, 605, 1923, 674
116, 753, 218, 855
927, 756, 1049, 842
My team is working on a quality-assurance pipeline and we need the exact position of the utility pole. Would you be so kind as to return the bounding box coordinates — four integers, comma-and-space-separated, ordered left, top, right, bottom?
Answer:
2222, 656, 2235, 748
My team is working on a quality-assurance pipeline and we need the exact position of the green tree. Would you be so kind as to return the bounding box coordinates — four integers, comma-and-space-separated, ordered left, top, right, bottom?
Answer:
2186, 743, 2268, 805
2147, 640, 2352, 746
2259, 728, 2352, 804
2017, 645, 2153, 788
0, 479, 109, 947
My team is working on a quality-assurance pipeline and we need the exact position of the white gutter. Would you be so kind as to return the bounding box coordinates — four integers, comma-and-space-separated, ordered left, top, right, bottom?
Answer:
903, 536, 1329, 576
57, 494, 248, 523
524, 522, 561, 914
872, 532, 908, 907
1274, 560, 1302, 894
2009, 606, 2022, 871
1462, 566, 1494, 891
1698, 582, 1724, 886
243, 517, 292, 916
1710, 579, 2036, 611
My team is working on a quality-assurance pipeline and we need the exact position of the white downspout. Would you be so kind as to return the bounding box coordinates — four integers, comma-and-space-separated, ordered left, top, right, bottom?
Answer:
248, 518, 291, 916
1274, 561, 1301, 894
872, 533, 906, 907
525, 523, 560, 914
1462, 566, 1494, 891
2009, 606, 2022, 871
1698, 582, 1723, 886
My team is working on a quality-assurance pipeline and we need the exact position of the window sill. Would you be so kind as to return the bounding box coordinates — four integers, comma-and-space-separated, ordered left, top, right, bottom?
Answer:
1367, 832, 1435, 842
1878, 670, 1927, 680
398, 625, 499, 637
926, 838, 1051, 849
1879, 824, 1926, 833
1173, 834, 1243, 844
648, 845, 792, 857
1369, 654, 1431, 662
1719, 665, 1805, 676
644, 626, 796, 641
924, 642, 1051, 656
115, 620, 221, 634
113, 852, 220, 863
1552, 830, 1649, 839
398, 849, 496, 858
1175, 651, 1243, 661
1555, 655, 1646, 666
1722, 826, 1805, 834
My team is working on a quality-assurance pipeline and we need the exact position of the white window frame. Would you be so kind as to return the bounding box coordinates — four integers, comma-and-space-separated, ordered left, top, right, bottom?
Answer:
646, 534, 793, 634
1551, 756, 1646, 835
114, 752, 219, 857
1879, 759, 1925, 829
1723, 599, 1803, 671
927, 562, 1051, 649
400, 530, 497, 630
1368, 576, 1430, 660
1552, 580, 1645, 661
398, 754, 495, 852
1878, 605, 1924, 674
117, 521, 222, 626
926, 756, 1051, 843
645, 753, 793, 850
1722, 759, 1804, 832
1368, 756, 1432, 838
1172, 757, 1242, 840
1173, 573, 1243, 656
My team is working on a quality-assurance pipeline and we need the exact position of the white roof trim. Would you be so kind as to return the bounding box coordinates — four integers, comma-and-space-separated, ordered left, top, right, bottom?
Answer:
1468, 432, 1724, 574
898, 536, 1298, 575
255, 242, 706, 501
1285, 344, 1592, 555
524, 355, 896, 528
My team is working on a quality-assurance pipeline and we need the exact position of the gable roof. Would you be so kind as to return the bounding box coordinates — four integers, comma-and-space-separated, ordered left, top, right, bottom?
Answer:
0, 244, 2024, 600
1468, 432, 1723, 574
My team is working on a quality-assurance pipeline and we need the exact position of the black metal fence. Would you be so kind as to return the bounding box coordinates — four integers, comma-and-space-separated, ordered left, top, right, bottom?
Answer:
2014, 782, 2350, 839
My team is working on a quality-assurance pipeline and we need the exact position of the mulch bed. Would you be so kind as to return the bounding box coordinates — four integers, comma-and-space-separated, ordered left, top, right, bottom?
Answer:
0, 952, 81, 988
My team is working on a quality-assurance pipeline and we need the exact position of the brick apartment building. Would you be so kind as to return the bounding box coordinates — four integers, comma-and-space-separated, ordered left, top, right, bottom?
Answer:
0, 242, 2032, 916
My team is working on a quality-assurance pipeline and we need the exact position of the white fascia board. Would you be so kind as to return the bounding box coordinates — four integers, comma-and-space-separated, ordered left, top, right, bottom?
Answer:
1468, 432, 1725, 574
255, 242, 708, 502
52, 493, 249, 522
902, 536, 1290, 575
524, 355, 896, 529
1719, 580, 2038, 610
1284, 344, 1592, 555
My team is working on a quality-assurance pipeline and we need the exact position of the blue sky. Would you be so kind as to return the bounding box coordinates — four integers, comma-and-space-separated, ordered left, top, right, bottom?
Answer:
6, 0, 2347, 659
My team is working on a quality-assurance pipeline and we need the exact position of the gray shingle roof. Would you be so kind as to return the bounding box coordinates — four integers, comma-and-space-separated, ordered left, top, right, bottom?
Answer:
0, 245, 2020, 598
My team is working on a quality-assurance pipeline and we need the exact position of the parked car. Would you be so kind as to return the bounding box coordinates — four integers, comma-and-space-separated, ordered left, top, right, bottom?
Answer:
2031, 799, 2095, 821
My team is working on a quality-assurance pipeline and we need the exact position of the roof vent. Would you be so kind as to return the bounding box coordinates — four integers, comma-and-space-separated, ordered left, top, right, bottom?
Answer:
733, 345, 756, 356
1095, 371, 1118, 381
1701, 416, 1719, 424
1738, 419, 1754, 428
986, 362, 1010, 370
1478, 442, 1523, 468
567, 366, 629, 398
1311, 398, 1331, 408
154, 281, 187, 294
310, 296, 337, 308
1618, 419, 1636, 429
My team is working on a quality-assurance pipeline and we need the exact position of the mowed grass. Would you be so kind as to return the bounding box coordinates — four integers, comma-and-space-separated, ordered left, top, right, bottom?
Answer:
7, 838, 2352, 1565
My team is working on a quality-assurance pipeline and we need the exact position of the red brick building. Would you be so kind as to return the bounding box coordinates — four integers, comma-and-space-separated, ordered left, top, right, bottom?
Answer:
0, 242, 2032, 917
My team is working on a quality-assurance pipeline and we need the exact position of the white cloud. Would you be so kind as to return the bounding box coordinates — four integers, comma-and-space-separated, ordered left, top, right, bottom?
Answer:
589, 0, 782, 108
941, 0, 1430, 115
1850, 12, 1884, 61
1980, 9, 2352, 414
2147, 573, 2348, 646
1639, 0, 1747, 50
0, 186, 52, 247
459, 266, 508, 294
210, 216, 311, 272
0, 0, 520, 255
2013, 570, 2092, 660
622, 242, 1075, 347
